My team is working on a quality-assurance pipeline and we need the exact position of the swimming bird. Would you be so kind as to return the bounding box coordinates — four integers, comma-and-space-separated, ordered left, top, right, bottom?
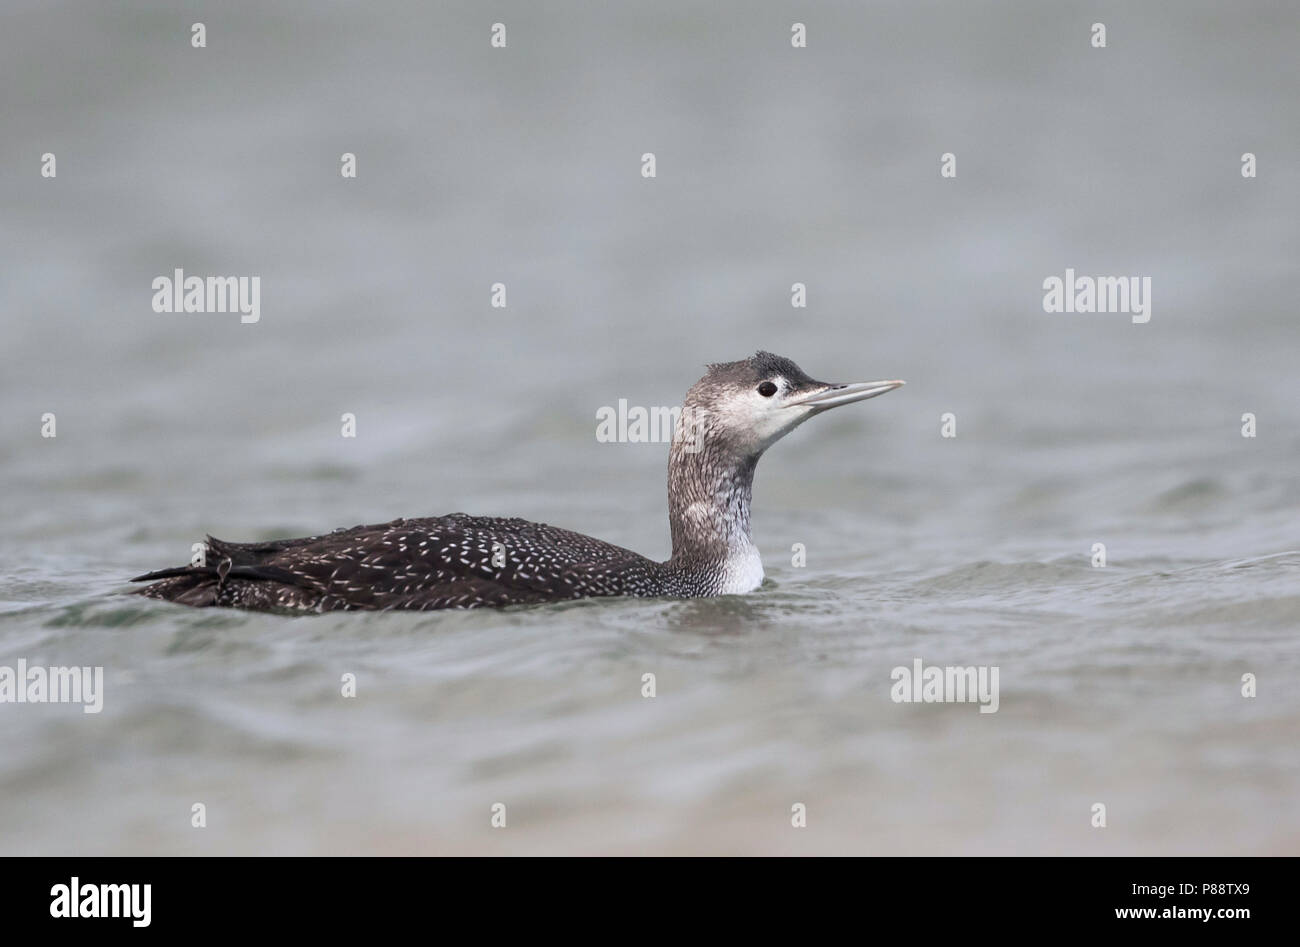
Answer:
132, 352, 903, 611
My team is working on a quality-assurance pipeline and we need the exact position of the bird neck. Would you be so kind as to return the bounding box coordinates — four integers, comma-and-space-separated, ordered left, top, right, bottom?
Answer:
666, 434, 759, 569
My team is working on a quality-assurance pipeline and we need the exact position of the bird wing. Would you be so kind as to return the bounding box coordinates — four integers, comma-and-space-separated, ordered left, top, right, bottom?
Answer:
134, 514, 652, 610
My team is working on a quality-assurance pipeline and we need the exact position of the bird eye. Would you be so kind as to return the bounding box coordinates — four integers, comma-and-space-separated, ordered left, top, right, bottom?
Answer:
757, 381, 778, 397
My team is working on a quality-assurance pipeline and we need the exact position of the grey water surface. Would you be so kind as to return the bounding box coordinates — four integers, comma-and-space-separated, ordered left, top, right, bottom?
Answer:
1, 0, 1297, 854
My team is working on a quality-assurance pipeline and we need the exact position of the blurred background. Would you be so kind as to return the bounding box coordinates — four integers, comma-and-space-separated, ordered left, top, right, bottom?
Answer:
0, 0, 1297, 854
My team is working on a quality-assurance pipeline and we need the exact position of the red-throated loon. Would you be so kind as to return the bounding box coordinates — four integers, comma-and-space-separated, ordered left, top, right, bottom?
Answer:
132, 352, 904, 611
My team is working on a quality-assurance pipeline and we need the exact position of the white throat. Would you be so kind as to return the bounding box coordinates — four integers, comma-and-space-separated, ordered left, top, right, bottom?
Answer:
717, 541, 764, 595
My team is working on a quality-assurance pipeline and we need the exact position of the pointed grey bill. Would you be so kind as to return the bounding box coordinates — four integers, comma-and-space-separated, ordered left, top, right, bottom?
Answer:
786, 379, 905, 410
